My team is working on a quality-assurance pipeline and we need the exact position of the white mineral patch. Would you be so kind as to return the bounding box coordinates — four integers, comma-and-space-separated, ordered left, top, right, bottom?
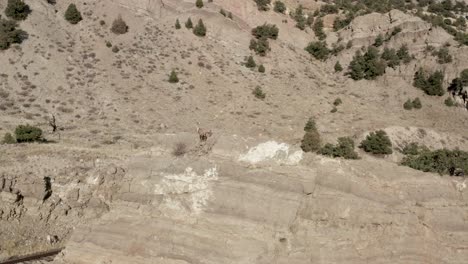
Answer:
239, 141, 303, 165
154, 167, 218, 214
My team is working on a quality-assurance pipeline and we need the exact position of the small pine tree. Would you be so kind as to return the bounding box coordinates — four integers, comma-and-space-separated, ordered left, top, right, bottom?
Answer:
444, 97, 455, 107
305, 41, 330, 61
403, 99, 413, 110
313, 18, 326, 40
2, 133, 16, 144
334, 61, 343, 72
196, 0, 204, 8
169, 70, 179, 83
175, 19, 181, 29
373, 34, 384, 47
304, 117, 317, 132
245, 56, 256, 68
5, 0, 31, 20
64, 4, 82, 24
185, 18, 193, 29
359, 130, 393, 155
193, 19, 207, 37
258, 64, 265, 73
301, 130, 321, 152
111, 16, 129, 34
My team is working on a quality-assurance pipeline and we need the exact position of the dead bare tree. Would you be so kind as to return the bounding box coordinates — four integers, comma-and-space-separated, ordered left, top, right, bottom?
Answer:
48, 114, 57, 132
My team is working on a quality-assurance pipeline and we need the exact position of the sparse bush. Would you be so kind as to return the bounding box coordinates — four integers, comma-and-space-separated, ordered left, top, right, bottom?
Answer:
169, 70, 179, 83
348, 47, 386, 80
175, 19, 181, 29
2, 133, 16, 144
111, 46, 119, 53
173, 142, 187, 156
403, 99, 413, 110
0, 18, 28, 50
304, 118, 316, 133
253, 86, 266, 99
444, 97, 455, 107
220, 9, 226, 17
333, 98, 342, 106
252, 24, 279, 40
111, 16, 129, 34
334, 61, 343, 72
273, 1, 286, 13
196, 0, 204, 8
373, 34, 384, 47
249, 38, 270, 56
185, 18, 193, 29
193, 19, 207, 37
401, 149, 468, 176
305, 41, 330, 61
319, 137, 359, 159
412, 97, 422, 109
228, 12, 233, 19
432, 47, 452, 64
313, 18, 326, 40
254, 0, 271, 11
5, 0, 31, 21
106, 41, 112, 47
359, 130, 393, 155
258, 64, 265, 73
15, 125, 43, 143
401, 142, 428, 156
413, 68, 445, 96
64, 4, 82, 24
245, 56, 256, 68
292, 5, 306, 30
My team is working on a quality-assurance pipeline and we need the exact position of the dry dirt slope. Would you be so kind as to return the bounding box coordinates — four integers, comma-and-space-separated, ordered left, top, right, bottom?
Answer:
0, 0, 467, 263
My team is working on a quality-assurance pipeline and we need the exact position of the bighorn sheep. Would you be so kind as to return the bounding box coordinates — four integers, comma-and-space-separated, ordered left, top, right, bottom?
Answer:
196, 124, 212, 142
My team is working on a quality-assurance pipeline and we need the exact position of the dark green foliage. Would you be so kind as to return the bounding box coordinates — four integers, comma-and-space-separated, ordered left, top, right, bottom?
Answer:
301, 130, 321, 153
313, 18, 326, 40
185, 18, 193, 29
111, 16, 128, 34
319, 137, 359, 159
169, 70, 179, 83
412, 97, 422, 109
258, 64, 265, 73
460, 69, 468, 86
292, 5, 306, 30
305, 41, 330, 61
252, 37, 271, 56
304, 117, 316, 133
381, 47, 400, 69
0, 18, 27, 50
2, 133, 16, 144
432, 47, 452, 64
359, 130, 393, 155
330, 43, 345, 56
15, 125, 43, 143
193, 19, 207, 37
273, 1, 286, 13
373, 34, 384, 47
175, 19, 181, 29
5, 0, 31, 20
254, 0, 271, 11
396, 45, 412, 64
348, 47, 386, 80
251, 24, 279, 40
444, 97, 455, 107
401, 149, 468, 176
196, 0, 204, 8
253, 86, 266, 99
320, 4, 338, 15
333, 98, 342, 106
64, 4, 82, 24
245, 56, 256, 68
403, 99, 413, 110
333, 15, 353, 31
334, 61, 343, 72
413, 68, 445, 96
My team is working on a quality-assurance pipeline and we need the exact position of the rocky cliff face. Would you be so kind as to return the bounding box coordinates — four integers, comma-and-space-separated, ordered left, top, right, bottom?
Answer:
55, 136, 468, 264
